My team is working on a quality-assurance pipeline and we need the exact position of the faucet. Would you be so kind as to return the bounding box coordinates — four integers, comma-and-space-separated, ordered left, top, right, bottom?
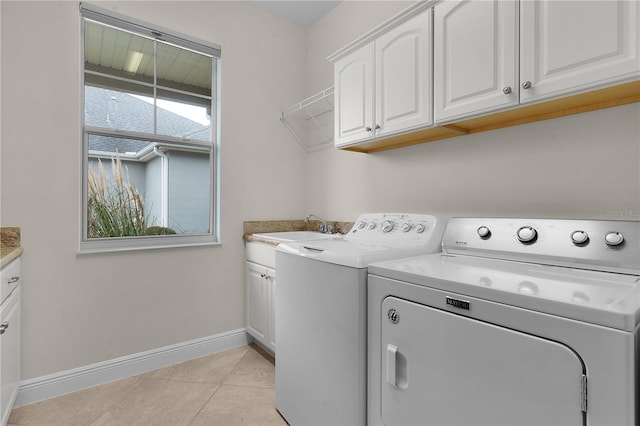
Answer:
305, 214, 333, 233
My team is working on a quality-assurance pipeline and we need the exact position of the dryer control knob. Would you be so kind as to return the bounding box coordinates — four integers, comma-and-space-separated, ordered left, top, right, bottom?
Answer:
605, 232, 624, 246
516, 226, 537, 243
401, 223, 412, 232
477, 226, 491, 238
368, 222, 377, 230
571, 230, 589, 245
357, 221, 367, 229
382, 220, 394, 233
415, 224, 426, 234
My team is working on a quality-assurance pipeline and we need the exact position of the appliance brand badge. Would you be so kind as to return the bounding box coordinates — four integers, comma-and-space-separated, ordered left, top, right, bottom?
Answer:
446, 297, 470, 310
455, 241, 468, 245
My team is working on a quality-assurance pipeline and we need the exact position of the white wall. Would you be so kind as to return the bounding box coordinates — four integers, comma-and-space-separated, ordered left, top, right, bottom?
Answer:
0, 1, 309, 380
306, 1, 640, 222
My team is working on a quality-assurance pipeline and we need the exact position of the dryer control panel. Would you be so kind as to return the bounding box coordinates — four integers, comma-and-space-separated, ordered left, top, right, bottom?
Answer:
443, 218, 640, 275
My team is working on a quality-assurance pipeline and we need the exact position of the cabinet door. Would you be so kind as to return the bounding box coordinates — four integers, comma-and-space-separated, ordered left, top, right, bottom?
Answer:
376, 9, 433, 136
434, 0, 518, 123
334, 43, 374, 147
266, 268, 276, 353
0, 287, 20, 426
520, 0, 640, 103
245, 261, 268, 344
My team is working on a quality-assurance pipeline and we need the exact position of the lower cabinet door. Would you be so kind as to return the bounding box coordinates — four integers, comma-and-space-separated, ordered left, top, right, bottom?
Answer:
381, 296, 585, 426
1, 286, 21, 426
246, 261, 268, 344
245, 262, 276, 353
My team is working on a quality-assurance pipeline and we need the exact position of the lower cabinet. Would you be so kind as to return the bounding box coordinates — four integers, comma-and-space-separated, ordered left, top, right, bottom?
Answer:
245, 261, 276, 353
0, 257, 21, 426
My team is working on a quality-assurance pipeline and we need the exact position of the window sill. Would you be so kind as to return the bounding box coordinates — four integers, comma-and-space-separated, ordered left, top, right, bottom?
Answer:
78, 234, 221, 254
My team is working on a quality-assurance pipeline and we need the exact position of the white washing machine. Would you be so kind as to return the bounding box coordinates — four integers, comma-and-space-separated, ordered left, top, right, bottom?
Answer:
275, 213, 446, 426
368, 218, 640, 426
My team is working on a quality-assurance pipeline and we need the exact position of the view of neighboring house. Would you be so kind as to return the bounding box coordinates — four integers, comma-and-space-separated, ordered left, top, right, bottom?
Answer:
85, 86, 212, 235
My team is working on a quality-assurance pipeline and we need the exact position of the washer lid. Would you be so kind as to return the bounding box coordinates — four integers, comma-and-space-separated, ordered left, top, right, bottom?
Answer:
369, 253, 640, 331
278, 238, 441, 269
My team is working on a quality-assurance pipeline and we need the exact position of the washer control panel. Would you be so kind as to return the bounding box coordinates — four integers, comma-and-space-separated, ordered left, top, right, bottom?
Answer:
347, 213, 445, 248
444, 218, 640, 274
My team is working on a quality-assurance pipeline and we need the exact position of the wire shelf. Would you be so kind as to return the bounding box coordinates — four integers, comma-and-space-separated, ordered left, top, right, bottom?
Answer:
280, 87, 334, 152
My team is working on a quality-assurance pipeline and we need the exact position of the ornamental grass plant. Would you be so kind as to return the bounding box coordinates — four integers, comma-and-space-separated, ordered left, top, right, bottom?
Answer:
87, 155, 147, 238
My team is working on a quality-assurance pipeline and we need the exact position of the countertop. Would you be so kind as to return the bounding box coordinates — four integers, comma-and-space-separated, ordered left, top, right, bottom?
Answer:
1, 227, 23, 268
243, 219, 354, 245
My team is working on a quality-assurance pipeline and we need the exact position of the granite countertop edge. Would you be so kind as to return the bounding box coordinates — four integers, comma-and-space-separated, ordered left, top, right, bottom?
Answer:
1, 226, 22, 268
1, 247, 23, 268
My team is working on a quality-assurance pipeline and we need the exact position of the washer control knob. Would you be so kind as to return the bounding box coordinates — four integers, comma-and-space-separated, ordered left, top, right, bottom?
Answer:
477, 226, 491, 238
368, 222, 377, 230
571, 230, 589, 245
516, 226, 537, 243
381, 220, 394, 233
357, 221, 367, 229
401, 223, 412, 232
415, 223, 426, 234
605, 232, 624, 247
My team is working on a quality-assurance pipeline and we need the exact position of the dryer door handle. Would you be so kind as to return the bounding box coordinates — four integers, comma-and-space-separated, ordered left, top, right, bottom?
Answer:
386, 344, 398, 387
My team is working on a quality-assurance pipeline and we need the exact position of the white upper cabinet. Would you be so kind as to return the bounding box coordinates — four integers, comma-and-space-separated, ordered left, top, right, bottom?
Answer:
333, 7, 433, 148
375, 10, 432, 138
334, 43, 374, 146
434, 0, 518, 123
435, 0, 639, 124
520, 0, 640, 103
331, 0, 638, 152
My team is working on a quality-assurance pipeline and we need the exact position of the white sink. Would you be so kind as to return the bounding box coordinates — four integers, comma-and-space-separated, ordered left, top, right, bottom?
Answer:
253, 231, 339, 242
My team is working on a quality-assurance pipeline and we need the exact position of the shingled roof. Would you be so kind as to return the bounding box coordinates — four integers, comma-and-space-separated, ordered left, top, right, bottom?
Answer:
85, 86, 211, 156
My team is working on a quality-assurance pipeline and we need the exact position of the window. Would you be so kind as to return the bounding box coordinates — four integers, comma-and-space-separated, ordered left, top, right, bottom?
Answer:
80, 4, 220, 252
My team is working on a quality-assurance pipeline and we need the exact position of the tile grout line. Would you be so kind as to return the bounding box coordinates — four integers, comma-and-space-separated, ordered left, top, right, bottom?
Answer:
186, 346, 251, 425
186, 383, 221, 426
87, 376, 149, 425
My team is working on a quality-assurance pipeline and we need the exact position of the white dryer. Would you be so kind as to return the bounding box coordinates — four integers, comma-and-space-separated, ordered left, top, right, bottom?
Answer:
275, 213, 446, 426
368, 218, 640, 426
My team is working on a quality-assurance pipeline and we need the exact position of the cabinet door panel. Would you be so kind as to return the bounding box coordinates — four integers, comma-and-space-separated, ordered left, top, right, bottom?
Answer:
1, 287, 20, 426
435, 0, 518, 123
376, 10, 432, 136
246, 262, 268, 343
521, 0, 640, 103
334, 44, 374, 147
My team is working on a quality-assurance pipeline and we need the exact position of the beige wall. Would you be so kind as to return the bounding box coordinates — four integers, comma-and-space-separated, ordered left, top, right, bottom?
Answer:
306, 1, 640, 222
1, 1, 309, 380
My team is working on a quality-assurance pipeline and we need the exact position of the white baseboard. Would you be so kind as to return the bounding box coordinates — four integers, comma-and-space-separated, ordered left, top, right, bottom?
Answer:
15, 328, 252, 408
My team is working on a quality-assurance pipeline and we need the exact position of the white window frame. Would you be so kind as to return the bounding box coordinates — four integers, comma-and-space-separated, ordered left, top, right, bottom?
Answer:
79, 3, 221, 254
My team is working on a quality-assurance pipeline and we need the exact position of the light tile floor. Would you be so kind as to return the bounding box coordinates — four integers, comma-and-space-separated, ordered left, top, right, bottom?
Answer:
9, 344, 288, 426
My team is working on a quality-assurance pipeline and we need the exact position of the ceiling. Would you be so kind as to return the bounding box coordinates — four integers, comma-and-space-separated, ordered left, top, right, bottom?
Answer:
246, 1, 341, 27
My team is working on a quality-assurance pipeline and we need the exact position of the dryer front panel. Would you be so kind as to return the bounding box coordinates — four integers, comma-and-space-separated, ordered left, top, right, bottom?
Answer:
380, 296, 585, 425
